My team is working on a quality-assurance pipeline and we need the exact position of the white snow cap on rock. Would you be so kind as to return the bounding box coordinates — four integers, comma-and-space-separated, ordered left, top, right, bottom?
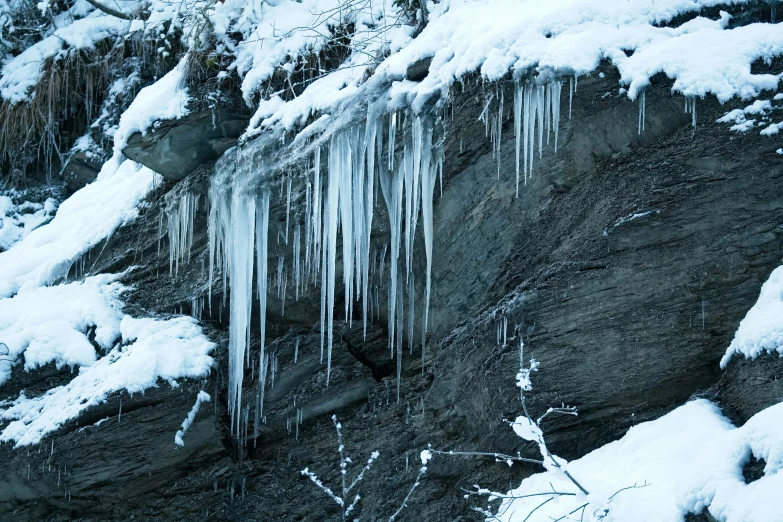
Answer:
113, 55, 191, 152
721, 265, 783, 368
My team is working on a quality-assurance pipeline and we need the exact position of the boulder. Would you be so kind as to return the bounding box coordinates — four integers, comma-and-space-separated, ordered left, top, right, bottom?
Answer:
122, 111, 249, 181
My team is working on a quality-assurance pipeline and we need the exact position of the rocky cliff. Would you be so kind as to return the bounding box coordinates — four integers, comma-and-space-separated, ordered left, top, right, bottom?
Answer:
1, 53, 781, 521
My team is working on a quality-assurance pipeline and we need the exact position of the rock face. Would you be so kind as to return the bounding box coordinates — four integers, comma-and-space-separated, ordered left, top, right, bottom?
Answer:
1, 64, 782, 521
122, 111, 249, 181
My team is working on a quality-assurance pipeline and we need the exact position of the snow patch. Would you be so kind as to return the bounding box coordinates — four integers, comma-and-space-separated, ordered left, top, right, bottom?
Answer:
113, 56, 190, 152
0, 314, 214, 447
721, 265, 783, 368
496, 399, 783, 522
0, 274, 125, 387
0, 156, 160, 298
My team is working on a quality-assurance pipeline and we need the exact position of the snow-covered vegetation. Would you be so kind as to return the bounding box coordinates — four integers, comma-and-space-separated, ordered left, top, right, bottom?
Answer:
0, 190, 58, 251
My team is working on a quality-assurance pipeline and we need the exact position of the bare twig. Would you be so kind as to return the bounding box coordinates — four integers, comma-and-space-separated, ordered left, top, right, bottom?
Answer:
82, 0, 139, 21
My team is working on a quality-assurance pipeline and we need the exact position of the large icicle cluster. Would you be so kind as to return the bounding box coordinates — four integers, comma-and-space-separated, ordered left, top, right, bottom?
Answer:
204, 107, 443, 433
513, 79, 564, 193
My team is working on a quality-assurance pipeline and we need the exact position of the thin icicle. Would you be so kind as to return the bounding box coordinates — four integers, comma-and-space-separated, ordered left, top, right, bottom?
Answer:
638, 90, 646, 135
285, 177, 292, 244
324, 133, 341, 385
569, 76, 574, 119
254, 351, 269, 438
293, 224, 301, 300
379, 138, 404, 359
256, 191, 270, 428
419, 120, 437, 373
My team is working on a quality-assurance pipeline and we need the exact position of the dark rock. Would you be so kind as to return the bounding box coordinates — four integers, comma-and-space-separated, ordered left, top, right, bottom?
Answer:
406, 57, 433, 82
61, 151, 103, 192
122, 111, 249, 181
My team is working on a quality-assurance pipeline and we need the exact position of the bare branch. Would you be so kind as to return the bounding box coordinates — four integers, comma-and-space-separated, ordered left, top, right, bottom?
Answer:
83, 0, 139, 21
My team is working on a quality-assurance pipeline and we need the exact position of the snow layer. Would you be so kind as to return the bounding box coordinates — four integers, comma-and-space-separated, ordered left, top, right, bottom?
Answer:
249, 0, 783, 136
0, 193, 57, 251
0, 155, 159, 298
112, 55, 191, 152
721, 265, 783, 367
0, 274, 125, 387
495, 399, 783, 522
0, 314, 214, 447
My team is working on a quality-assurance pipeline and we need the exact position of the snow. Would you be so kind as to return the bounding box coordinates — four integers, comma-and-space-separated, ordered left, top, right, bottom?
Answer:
112, 55, 190, 152
0, 11, 129, 103
495, 399, 783, 522
0, 314, 214, 446
0, 193, 58, 251
244, 0, 783, 140
0, 274, 125, 387
174, 390, 211, 446
0, 155, 159, 298
717, 99, 776, 133
721, 265, 783, 368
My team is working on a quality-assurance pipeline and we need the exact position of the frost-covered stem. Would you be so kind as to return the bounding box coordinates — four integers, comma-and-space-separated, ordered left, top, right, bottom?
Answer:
333, 415, 348, 519
520, 396, 589, 496
388, 465, 427, 521
552, 502, 588, 522
522, 497, 554, 522
303, 415, 379, 519
347, 450, 380, 494
462, 488, 576, 500
428, 448, 543, 466
301, 468, 343, 507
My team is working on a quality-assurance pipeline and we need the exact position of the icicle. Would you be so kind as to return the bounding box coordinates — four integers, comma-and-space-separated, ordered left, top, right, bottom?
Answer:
552, 81, 561, 153
338, 132, 355, 327
690, 96, 697, 127
304, 174, 312, 278
293, 224, 301, 300
166, 191, 200, 277
388, 112, 397, 172
323, 132, 342, 385
254, 351, 268, 438
418, 118, 436, 373
514, 80, 522, 197
285, 176, 292, 244
254, 191, 270, 435
294, 337, 299, 363
396, 271, 403, 403
569, 76, 574, 119
227, 193, 255, 434
379, 134, 404, 359
638, 90, 646, 135
496, 90, 504, 179
362, 113, 379, 339
312, 146, 322, 284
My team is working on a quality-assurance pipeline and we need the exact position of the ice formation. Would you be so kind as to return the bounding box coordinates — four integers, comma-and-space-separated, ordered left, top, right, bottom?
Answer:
203, 107, 446, 430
